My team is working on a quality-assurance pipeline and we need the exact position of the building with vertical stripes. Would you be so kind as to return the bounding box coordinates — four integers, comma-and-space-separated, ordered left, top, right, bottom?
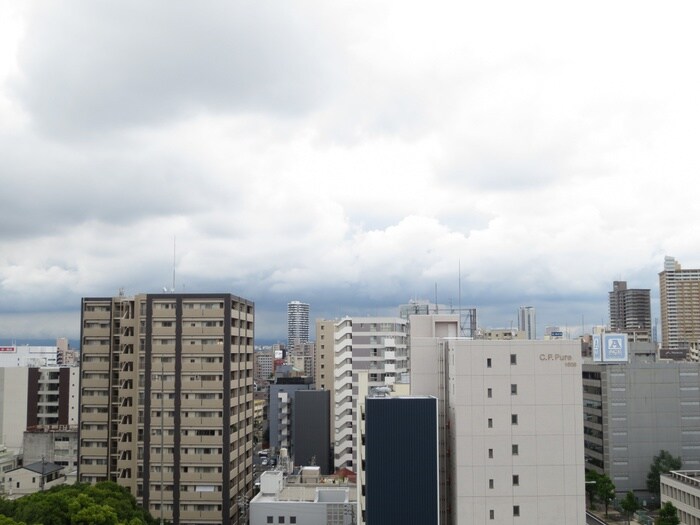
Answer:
79, 293, 255, 525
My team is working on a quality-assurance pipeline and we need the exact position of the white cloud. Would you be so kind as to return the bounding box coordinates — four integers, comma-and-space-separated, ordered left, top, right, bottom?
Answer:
1, 0, 699, 340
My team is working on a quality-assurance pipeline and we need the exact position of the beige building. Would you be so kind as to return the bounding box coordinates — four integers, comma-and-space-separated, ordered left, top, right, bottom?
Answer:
660, 470, 700, 525
660, 256, 700, 359
411, 314, 586, 525
79, 293, 255, 525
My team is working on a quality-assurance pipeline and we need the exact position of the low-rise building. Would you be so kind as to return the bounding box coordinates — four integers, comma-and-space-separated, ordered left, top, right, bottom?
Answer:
249, 470, 356, 525
660, 470, 700, 524
4, 461, 65, 498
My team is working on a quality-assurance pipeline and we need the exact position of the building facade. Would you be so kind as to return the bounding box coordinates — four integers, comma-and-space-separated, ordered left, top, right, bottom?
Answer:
659, 256, 700, 359
660, 470, 700, 525
332, 317, 409, 471
287, 301, 310, 348
609, 281, 652, 342
293, 390, 331, 474
79, 293, 255, 525
268, 373, 314, 454
411, 315, 585, 525
364, 396, 438, 525
518, 306, 536, 340
582, 356, 700, 500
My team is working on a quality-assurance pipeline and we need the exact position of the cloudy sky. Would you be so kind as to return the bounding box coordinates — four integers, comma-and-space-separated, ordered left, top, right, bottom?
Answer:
1, 1, 699, 344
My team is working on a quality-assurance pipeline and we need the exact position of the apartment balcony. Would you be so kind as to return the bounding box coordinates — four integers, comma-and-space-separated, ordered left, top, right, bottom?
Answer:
384, 363, 396, 373
383, 338, 396, 348
384, 350, 396, 360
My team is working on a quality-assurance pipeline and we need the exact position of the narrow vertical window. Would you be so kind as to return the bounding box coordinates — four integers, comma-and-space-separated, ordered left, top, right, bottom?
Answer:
488, 448, 493, 459
487, 387, 492, 398
510, 354, 517, 365
488, 418, 493, 428
487, 358, 492, 368
511, 384, 518, 395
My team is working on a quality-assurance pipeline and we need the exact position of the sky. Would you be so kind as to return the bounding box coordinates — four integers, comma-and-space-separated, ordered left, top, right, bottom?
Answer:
1, 1, 700, 344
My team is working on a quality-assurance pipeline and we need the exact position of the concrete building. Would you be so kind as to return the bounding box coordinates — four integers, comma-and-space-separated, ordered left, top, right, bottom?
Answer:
268, 371, 314, 454
79, 293, 255, 525
23, 427, 79, 472
411, 314, 585, 525
287, 301, 310, 348
331, 317, 409, 471
250, 470, 356, 525
609, 281, 652, 342
660, 470, 700, 525
582, 354, 700, 501
477, 328, 526, 340
288, 341, 315, 378
364, 396, 438, 525
255, 349, 275, 383
518, 306, 536, 340
293, 390, 331, 475
0, 366, 78, 452
0, 445, 20, 495
660, 256, 700, 359
0, 345, 58, 367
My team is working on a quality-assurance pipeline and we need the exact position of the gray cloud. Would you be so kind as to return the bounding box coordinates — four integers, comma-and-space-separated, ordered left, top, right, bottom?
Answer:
14, 1, 342, 137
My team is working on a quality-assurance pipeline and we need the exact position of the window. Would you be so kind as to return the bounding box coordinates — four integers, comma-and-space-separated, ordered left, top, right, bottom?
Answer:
487, 388, 492, 398
513, 475, 519, 486
278, 517, 285, 524
487, 358, 492, 368
267, 518, 273, 524
511, 353, 517, 365
511, 384, 518, 395
489, 479, 494, 489
488, 418, 493, 428
290, 518, 296, 524
513, 505, 520, 517
512, 414, 518, 425
488, 448, 493, 458
512, 444, 519, 455
490, 510, 495, 520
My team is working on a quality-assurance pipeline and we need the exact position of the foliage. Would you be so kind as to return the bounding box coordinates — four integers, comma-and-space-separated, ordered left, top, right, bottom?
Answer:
594, 473, 616, 518
620, 491, 639, 524
656, 501, 680, 525
1, 482, 156, 525
647, 450, 681, 499
0, 516, 26, 525
585, 470, 600, 508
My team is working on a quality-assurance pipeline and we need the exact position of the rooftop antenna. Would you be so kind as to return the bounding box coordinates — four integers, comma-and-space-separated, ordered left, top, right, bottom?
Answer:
171, 236, 176, 292
458, 259, 462, 334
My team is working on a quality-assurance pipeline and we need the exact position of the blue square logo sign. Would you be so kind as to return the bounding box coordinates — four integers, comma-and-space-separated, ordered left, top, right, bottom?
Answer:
603, 334, 628, 362
592, 335, 602, 362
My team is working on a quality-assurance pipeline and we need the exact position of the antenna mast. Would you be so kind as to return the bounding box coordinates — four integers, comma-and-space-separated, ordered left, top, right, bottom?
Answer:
172, 236, 176, 292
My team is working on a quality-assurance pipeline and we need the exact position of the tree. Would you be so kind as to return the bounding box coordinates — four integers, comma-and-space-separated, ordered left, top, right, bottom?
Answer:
620, 491, 639, 524
647, 450, 682, 502
656, 501, 680, 525
585, 470, 600, 508
595, 473, 616, 518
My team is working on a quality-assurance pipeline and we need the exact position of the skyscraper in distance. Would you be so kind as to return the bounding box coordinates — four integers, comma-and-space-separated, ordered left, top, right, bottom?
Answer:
659, 256, 700, 359
608, 281, 651, 342
287, 301, 310, 348
518, 306, 536, 339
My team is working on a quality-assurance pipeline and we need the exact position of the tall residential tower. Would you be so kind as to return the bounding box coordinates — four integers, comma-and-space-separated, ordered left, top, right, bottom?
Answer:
287, 301, 310, 348
79, 293, 255, 525
608, 281, 652, 342
659, 256, 700, 359
518, 306, 536, 340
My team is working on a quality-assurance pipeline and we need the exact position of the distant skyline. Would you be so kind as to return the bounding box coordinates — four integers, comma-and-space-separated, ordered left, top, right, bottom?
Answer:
2, 2, 699, 343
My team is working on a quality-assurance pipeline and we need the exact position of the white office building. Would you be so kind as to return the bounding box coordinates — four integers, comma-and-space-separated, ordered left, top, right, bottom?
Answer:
287, 301, 310, 348
518, 306, 536, 340
411, 314, 586, 525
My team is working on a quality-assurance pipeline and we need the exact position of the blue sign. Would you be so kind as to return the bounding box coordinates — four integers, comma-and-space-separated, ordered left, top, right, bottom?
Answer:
603, 333, 628, 362
592, 335, 602, 362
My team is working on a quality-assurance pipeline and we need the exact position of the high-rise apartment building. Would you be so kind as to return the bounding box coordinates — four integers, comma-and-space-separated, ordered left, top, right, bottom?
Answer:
608, 281, 652, 342
79, 293, 255, 525
659, 256, 700, 359
287, 301, 309, 348
518, 306, 536, 340
331, 317, 408, 470
411, 314, 585, 525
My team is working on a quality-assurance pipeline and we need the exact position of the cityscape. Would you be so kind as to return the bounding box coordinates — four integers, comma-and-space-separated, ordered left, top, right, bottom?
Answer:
0, 257, 697, 524
3, 2, 700, 525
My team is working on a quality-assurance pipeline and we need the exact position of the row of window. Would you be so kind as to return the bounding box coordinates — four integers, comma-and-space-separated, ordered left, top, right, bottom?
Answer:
486, 354, 518, 367
488, 444, 519, 457
266, 517, 297, 524
488, 475, 520, 488
489, 507, 520, 519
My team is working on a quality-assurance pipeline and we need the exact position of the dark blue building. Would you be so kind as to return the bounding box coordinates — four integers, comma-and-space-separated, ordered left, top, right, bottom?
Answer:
365, 396, 438, 525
